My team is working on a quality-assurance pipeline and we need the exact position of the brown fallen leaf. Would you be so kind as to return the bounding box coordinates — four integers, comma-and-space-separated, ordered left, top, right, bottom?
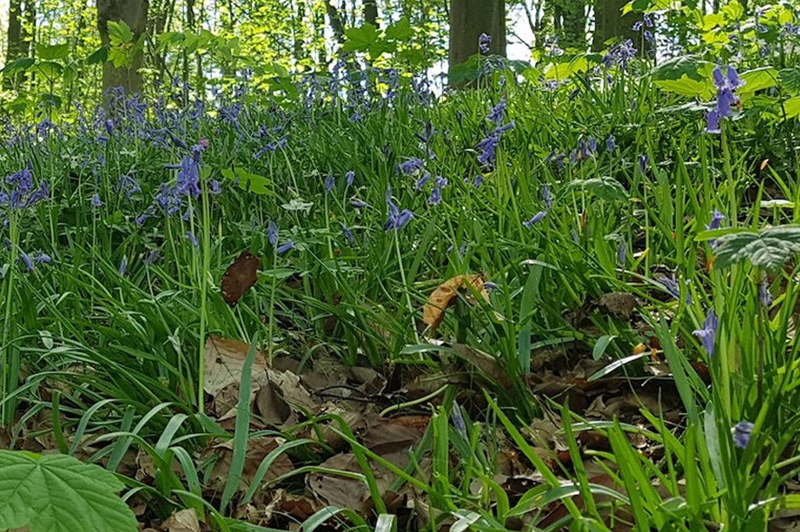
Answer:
202, 436, 293, 499
422, 274, 490, 333
221, 251, 260, 306
162, 509, 201, 532
204, 336, 270, 396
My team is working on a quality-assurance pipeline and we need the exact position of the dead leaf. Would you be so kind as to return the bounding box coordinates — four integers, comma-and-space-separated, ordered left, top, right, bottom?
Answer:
595, 292, 638, 320
202, 436, 293, 499
422, 274, 490, 333
221, 251, 260, 306
162, 509, 201, 532
204, 336, 269, 396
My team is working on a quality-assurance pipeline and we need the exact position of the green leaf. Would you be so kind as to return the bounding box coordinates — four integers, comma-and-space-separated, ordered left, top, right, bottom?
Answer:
739, 67, 779, 97
0, 450, 138, 532
108, 20, 135, 45
784, 96, 800, 118
221, 168, 271, 195
652, 56, 715, 98
385, 17, 413, 41
342, 23, 381, 53
36, 43, 70, 61
714, 226, 800, 271
86, 46, 108, 65
570, 176, 629, 202
1, 57, 35, 74
779, 67, 800, 95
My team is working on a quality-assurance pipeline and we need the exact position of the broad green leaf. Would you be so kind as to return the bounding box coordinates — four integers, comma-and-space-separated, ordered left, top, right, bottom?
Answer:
36, 61, 64, 80
714, 226, 800, 271
779, 68, 800, 95
570, 176, 629, 202
108, 20, 135, 45
385, 17, 413, 41
221, 168, 271, 195
784, 96, 800, 118
544, 56, 589, 81
86, 46, 108, 65
1, 57, 35, 74
36, 43, 70, 61
739, 67, 778, 97
0, 450, 138, 532
342, 23, 381, 53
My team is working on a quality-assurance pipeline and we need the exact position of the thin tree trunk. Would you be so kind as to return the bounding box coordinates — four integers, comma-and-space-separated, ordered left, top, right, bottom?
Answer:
592, 0, 638, 50
97, 0, 149, 95
363, 0, 378, 26
4, 0, 23, 89
324, 0, 345, 43
448, 0, 506, 73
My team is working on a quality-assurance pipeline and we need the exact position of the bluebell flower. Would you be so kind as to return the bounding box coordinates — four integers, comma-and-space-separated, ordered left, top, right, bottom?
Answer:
384, 190, 414, 230
479, 33, 492, 54
707, 66, 744, 133
19, 252, 34, 271
91, 193, 102, 208
451, 401, 468, 438
760, 281, 773, 308
693, 309, 719, 357
399, 158, 424, 176
473, 175, 485, 188
487, 98, 507, 126
135, 205, 156, 226
435, 176, 449, 188
428, 187, 442, 206
617, 239, 628, 265
523, 211, 548, 228
268, 221, 279, 247
732, 421, 754, 449
660, 277, 691, 304
208, 179, 221, 195
174, 156, 200, 197
606, 135, 617, 152
415, 173, 432, 191
155, 184, 182, 216
277, 241, 295, 254
706, 209, 726, 248
325, 175, 335, 193
144, 250, 162, 266
116, 175, 141, 199
187, 231, 199, 248
350, 198, 368, 208
346, 171, 355, 187
22, 180, 49, 208
119, 256, 129, 276
340, 223, 355, 246
706, 110, 722, 134
542, 184, 553, 210
34, 252, 52, 264
476, 134, 500, 166
638, 154, 649, 173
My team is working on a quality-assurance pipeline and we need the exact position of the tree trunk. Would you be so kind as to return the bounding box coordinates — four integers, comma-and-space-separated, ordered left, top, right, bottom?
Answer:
592, 0, 638, 50
448, 0, 506, 71
324, 0, 345, 43
363, 0, 378, 26
97, 0, 149, 94
3, 0, 23, 89
553, 0, 586, 50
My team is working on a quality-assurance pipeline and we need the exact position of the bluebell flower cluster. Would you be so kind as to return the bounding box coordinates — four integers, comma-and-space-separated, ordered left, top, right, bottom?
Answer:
707, 66, 744, 133
476, 99, 515, 168
384, 189, 413, 231
693, 309, 719, 357
268, 220, 295, 254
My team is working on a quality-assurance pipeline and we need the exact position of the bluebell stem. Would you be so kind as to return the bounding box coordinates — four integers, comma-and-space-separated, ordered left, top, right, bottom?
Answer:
693, 309, 719, 357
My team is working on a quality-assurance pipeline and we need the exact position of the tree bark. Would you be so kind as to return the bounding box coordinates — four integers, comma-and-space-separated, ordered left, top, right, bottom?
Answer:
324, 0, 345, 43
363, 0, 378, 26
592, 0, 638, 50
553, 0, 586, 50
3, 0, 23, 88
97, 0, 149, 94
448, 0, 506, 71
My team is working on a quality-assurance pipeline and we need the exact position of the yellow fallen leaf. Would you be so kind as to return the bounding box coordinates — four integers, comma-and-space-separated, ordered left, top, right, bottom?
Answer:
422, 274, 490, 334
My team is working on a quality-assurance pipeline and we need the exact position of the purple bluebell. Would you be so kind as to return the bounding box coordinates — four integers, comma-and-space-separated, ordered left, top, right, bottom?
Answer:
523, 211, 548, 228
415, 173, 432, 191
350, 198, 368, 208
116, 174, 141, 199
135, 205, 156, 226
91, 193, 102, 208
660, 277, 691, 304
706, 209, 726, 248
346, 171, 355, 187
428, 187, 442, 206
19, 252, 34, 271
693, 309, 719, 357
277, 241, 295, 254
487, 98, 507, 126
760, 281, 773, 308
119, 256, 129, 276
384, 190, 414, 231
208, 179, 221, 195
473, 175, 485, 188
707, 66, 744, 133
638, 154, 649, 173
268, 221, 279, 247
451, 401, 468, 438
325, 175, 336, 193
174, 156, 200, 197
435, 176, 449, 188
479, 33, 492, 54
476, 134, 499, 167
144, 250, 162, 266
399, 158, 424, 176
706, 110, 722, 134
606, 135, 617, 152
732, 421, 754, 449
617, 239, 628, 265
187, 231, 199, 248
22, 180, 49, 208
34, 252, 52, 264
340, 223, 355, 246
542, 184, 553, 210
